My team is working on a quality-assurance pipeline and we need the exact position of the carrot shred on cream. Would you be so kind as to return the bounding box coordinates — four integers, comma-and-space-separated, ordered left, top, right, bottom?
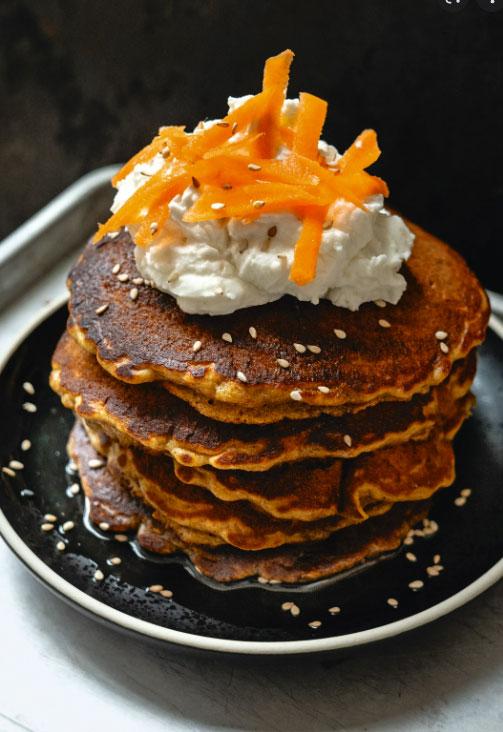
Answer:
95, 49, 389, 285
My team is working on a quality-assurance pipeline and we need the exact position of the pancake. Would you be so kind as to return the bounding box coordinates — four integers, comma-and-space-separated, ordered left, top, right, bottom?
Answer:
67, 222, 488, 421
51, 332, 476, 470
69, 420, 430, 584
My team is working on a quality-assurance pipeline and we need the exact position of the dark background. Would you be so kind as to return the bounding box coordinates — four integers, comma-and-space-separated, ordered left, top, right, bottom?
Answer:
1, 0, 502, 289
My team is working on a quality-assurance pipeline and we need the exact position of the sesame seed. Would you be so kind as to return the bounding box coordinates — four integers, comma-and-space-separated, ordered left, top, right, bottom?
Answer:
44, 513, 57, 522
21, 439, 31, 451
249, 326, 257, 339
247, 163, 261, 171
160, 589, 173, 598
290, 389, 302, 401
192, 340, 202, 353
148, 584, 164, 593
216, 121, 230, 128
333, 329, 347, 339
191, 176, 201, 188
56, 541, 66, 552
211, 202, 225, 210
387, 597, 399, 608
461, 488, 472, 497
99, 522, 110, 531
307, 345, 321, 354
95, 303, 109, 315
290, 604, 300, 616
343, 434, 352, 447
22, 402, 37, 413
41, 523, 54, 532
69, 483, 80, 495
222, 183, 233, 190
318, 385, 330, 394
408, 580, 424, 591
115, 534, 129, 542
355, 139, 363, 149
112, 263, 121, 274
236, 371, 248, 383
268, 580, 281, 584
252, 200, 265, 209
406, 552, 417, 562
454, 496, 466, 507
267, 226, 277, 238
161, 146, 171, 158
129, 287, 139, 301
440, 342, 449, 354
257, 576, 268, 584
22, 382, 35, 395
374, 300, 387, 308
2, 467, 16, 477
404, 535, 414, 546
88, 458, 104, 469
117, 273, 129, 282
109, 557, 122, 566
277, 358, 290, 368
62, 521, 75, 532
221, 332, 233, 343
231, 122, 238, 135
293, 343, 306, 353
281, 601, 293, 611
94, 569, 104, 582
328, 606, 341, 615
435, 330, 448, 340
323, 219, 333, 230
308, 620, 322, 629
132, 277, 144, 285
427, 566, 441, 577
433, 554, 441, 564
9, 460, 24, 470
378, 319, 391, 328
149, 222, 158, 234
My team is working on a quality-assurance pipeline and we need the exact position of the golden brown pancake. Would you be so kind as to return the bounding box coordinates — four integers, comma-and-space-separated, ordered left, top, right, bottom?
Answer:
51, 332, 476, 470
69, 420, 430, 584
67, 222, 488, 421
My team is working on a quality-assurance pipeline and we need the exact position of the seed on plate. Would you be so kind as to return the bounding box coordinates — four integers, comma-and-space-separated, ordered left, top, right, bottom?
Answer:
129, 287, 139, 301
22, 402, 37, 413
68, 483, 80, 495
248, 326, 257, 339
95, 304, 109, 315
148, 584, 164, 593
406, 552, 417, 562
387, 597, 399, 608
117, 273, 129, 282
454, 496, 466, 507
308, 620, 322, 629
374, 299, 387, 308
44, 513, 58, 522
221, 332, 233, 343
192, 340, 202, 353
328, 606, 341, 615
211, 202, 225, 210
404, 535, 414, 546
112, 263, 121, 274
22, 382, 35, 395
2, 466, 16, 477
236, 371, 248, 383
160, 589, 173, 598
99, 522, 110, 531
343, 434, 352, 447
21, 439, 31, 451
56, 541, 66, 552
460, 488, 472, 498
333, 329, 347, 339
114, 534, 129, 542
440, 342, 449, 354
435, 330, 448, 340
408, 580, 424, 591
318, 386, 330, 394
427, 565, 441, 577
290, 604, 300, 616
267, 226, 277, 238
252, 200, 265, 209
257, 576, 268, 584
94, 569, 104, 582
281, 601, 293, 611
9, 460, 24, 470
433, 554, 441, 564
290, 390, 302, 402
277, 358, 290, 368
88, 458, 104, 469
41, 523, 54, 532
109, 557, 122, 566
307, 345, 321, 354
293, 343, 306, 353
132, 277, 144, 286
62, 521, 75, 532
248, 163, 261, 171
378, 319, 391, 328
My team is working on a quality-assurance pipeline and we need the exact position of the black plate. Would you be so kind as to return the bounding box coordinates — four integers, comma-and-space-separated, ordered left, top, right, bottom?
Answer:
0, 304, 502, 654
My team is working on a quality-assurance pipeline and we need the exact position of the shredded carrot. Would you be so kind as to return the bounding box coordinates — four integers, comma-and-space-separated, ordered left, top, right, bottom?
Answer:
97, 49, 390, 285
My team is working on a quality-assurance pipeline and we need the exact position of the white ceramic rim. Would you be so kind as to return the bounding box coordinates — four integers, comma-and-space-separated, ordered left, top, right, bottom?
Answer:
0, 295, 502, 656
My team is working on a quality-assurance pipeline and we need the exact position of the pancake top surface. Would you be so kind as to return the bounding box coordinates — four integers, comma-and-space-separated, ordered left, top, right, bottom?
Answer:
68, 222, 488, 409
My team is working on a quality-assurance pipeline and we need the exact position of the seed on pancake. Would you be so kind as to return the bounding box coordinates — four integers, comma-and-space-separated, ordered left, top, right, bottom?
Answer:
62, 521, 75, 532
21, 439, 31, 451
22, 402, 37, 413
290, 603, 300, 616
149, 222, 158, 234
374, 299, 387, 308
117, 273, 129, 282
293, 343, 306, 353
132, 277, 144, 286
343, 434, 352, 447
248, 163, 262, 171
308, 620, 322, 629
112, 263, 121, 274
378, 319, 391, 328
281, 601, 293, 611
277, 358, 290, 368
129, 287, 139, 301
454, 496, 466, 507
439, 342, 449, 354
88, 458, 104, 469
290, 389, 302, 401
267, 226, 277, 238
461, 488, 471, 498
333, 329, 347, 339
95, 303, 109, 315
387, 597, 399, 608
41, 523, 54, 532
405, 552, 417, 562
435, 330, 448, 340
269, 580, 281, 584
211, 202, 225, 210
2, 466, 16, 477
9, 460, 24, 470
56, 541, 66, 552
237, 371, 248, 383
148, 584, 164, 593
44, 514, 58, 522
328, 606, 341, 615
408, 580, 424, 591
114, 534, 129, 542
94, 569, 104, 582
69, 483, 80, 495
252, 200, 265, 209
99, 522, 110, 531
307, 344, 321, 354
160, 589, 173, 598
23, 382, 35, 395
192, 340, 202, 353
109, 557, 122, 566
318, 386, 330, 393
249, 326, 257, 339
221, 332, 233, 343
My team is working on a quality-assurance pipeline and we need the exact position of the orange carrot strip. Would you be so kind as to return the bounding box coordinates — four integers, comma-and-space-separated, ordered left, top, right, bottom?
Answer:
289, 208, 326, 286
338, 129, 381, 174
292, 92, 328, 159
257, 49, 294, 157
343, 170, 389, 198
112, 126, 187, 186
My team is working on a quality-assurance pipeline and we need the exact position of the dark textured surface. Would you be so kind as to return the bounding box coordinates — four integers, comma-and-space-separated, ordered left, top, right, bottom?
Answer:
1, 0, 501, 291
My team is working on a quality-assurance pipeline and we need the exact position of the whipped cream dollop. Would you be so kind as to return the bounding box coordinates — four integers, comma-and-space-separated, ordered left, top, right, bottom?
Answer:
112, 97, 414, 316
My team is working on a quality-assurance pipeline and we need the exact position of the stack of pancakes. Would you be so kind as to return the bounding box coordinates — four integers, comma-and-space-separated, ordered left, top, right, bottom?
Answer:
50, 220, 489, 584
